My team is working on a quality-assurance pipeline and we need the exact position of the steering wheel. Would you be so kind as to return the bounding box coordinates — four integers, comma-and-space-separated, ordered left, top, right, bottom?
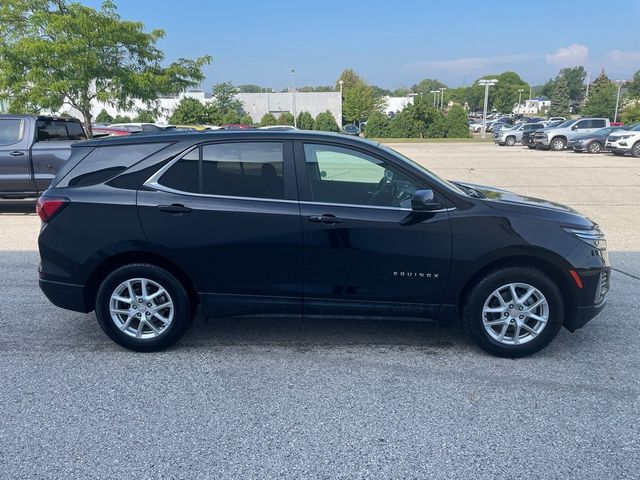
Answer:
369, 177, 400, 206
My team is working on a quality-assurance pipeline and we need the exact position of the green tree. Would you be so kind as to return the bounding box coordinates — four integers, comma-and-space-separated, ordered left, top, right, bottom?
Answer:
278, 112, 295, 125
364, 111, 390, 138
445, 104, 470, 138
134, 109, 156, 123
548, 76, 571, 117
296, 111, 314, 130
387, 109, 423, 138
411, 78, 447, 96
426, 109, 447, 138
169, 97, 208, 124
466, 72, 529, 112
222, 110, 240, 125
335, 69, 365, 92
95, 108, 113, 123
538, 78, 555, 98
313, 111, 339, 132
259, 112, 277, 127
343, 83, 383, 124
582, 78, 616, 119
111, 115, 133, 123
238, 84, 264, 93
558, 66, 587, 101
391, 87, 411, 97
0, 0, 211, 137
621, 101, 640, 124
212, 82, 244, 116
239, 114, 253, 126
627, 70, 640, 98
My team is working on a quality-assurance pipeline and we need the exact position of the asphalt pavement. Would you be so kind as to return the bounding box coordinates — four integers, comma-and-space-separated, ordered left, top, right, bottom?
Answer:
1, 143, 639, 479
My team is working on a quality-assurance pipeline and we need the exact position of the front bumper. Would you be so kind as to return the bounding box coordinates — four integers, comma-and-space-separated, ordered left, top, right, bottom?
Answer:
39, 278, 90, 313
566, 299, 607, 332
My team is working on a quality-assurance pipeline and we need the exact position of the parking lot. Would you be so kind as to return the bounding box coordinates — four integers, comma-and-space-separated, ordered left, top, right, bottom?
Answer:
1, 142, 639, 478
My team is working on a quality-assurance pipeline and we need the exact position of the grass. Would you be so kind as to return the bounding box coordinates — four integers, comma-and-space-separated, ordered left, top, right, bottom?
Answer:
369, 136, 493, 143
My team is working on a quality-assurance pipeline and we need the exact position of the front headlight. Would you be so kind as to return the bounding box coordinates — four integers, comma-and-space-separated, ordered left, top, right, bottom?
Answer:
563, 227, 606, 249
614, 135, 631, 141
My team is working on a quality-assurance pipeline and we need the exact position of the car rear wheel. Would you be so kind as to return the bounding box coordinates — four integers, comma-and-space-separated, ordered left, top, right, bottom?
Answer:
587, 141, 602, 154
632, 142, 640, 158
462, 267, 563, 357
505, 136, 516, 146
550, 137, 566, 151
95, 264, 194, 351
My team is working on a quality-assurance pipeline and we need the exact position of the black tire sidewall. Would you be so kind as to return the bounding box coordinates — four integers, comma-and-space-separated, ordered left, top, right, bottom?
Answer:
95, 264, 193, 351
551, 137, 565, 151
463, 267, 564, 357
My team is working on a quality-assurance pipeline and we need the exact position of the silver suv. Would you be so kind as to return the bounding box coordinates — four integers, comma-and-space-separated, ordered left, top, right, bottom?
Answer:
533, 118, 610, 151
494, 123, 545, 146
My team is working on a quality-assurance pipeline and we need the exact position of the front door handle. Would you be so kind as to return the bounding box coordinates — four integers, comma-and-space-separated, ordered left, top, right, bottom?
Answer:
157, 204, 192, 214
9, 151, 25, 156
308, 214, 343, 224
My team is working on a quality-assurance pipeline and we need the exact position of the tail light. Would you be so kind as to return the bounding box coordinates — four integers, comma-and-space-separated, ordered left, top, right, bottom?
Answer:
36, 196, 69, 222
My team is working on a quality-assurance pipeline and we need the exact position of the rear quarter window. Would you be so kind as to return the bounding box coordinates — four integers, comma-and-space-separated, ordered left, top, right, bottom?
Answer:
56, 142, 171, 188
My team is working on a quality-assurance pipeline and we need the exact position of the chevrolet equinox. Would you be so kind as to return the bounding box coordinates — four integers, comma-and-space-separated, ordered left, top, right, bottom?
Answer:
37, 131, 610, 357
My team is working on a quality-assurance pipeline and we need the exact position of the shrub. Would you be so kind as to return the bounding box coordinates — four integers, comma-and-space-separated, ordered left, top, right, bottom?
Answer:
297, 111, 314, 130
364, 111, 390, 137
260, 112, 277, 126
387, 110, 423, 138
313, 110, 339, 132
445, 104, 470, 138
278, 112, 295, 125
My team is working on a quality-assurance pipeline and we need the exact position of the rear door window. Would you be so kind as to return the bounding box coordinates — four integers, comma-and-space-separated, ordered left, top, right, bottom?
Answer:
65, 122, 87, 140
0, 119, 24, 146
589, 119, 606, 129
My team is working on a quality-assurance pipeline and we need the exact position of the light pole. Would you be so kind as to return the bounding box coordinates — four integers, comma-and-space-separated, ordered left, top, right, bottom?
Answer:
290, 68, 297, 127
478, 79, 498, 138
613, 80, 625, 123
518, 89, 524, 115
430, 90, 438, 107
439, 87, 446, 110
338, 80, 344, 97
585, 71, 591, 101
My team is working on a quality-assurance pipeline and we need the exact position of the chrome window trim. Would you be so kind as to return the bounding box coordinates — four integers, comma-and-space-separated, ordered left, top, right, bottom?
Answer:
146, 181, 299, 204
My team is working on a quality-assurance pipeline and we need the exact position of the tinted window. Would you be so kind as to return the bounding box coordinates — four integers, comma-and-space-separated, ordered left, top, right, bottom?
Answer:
304, 143, 418, 208
59, 142, 170, 187
575, 120, 589, 129
589, 119, 606, 128
158, 142, 285, 200
66, 122, 86, 140
0, 119, 23, 146
36, 120, 69, 141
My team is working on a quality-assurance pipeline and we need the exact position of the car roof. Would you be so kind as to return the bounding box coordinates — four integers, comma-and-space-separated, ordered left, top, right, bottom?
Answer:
0, 114, 81, 122
77, 130, 380, 148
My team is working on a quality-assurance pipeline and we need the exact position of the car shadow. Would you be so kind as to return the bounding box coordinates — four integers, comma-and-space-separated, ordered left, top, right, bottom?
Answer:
0, 200, 36, 214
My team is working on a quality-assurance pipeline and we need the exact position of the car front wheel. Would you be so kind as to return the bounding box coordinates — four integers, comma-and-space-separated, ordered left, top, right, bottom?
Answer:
95, 264, 194, 351
551, 137, 566, 151
462, 267, 564, 357
632, 142, 640, 158
505, 136, 516, 146
587, 141, 602, 154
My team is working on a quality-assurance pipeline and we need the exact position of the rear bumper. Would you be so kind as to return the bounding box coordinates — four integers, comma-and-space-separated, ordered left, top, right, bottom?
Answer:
39, 278, 90, 313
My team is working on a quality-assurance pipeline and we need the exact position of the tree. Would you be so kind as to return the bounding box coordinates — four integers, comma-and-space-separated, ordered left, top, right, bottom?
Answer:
411, 78, 447, 96
239, 114, 253, 126
259, 112, 277, 127
364, 111, 390, 138
558, 66, 587, 101
426, 109, 447, 138
343, 83, 383, 125
313, 111, 339, 132
466, 72, 529, 112
296, 111, 314, 130
222, 110, 240, 125
538, 78, 555, 98
387, 109, 423, 138
335, 69, 365, 92
391, 87, 411, 97
627, 70, 640, 98
278, 112, 295, 125
134, 109, 156, 123
445, 105, 470, 138
169, 97, 208, 124
238, 84, 264, 93
212, 82, 244, 116
0, 0, 211, 137
111, 115, 133, 123
548, 76, 571, 117
582, 76, 616, 119
95, 109, 113, 124
621, 101, 640, 124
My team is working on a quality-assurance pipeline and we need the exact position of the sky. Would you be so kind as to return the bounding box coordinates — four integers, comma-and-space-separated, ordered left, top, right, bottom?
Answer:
83, 0, 640, 90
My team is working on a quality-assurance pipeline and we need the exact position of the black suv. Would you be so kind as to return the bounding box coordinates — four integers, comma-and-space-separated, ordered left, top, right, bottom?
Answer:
37, 131, 610, 357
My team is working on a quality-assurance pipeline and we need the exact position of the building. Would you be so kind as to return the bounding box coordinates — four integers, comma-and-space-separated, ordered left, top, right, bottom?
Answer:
236, 91, 341, 126
516, 97, 551, 114
382, 96, 415, 116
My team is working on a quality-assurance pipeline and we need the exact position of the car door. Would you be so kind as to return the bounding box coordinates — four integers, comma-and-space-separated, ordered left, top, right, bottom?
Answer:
0, 118, 35, 194
294, 141, 452, 319
137, 140, 303, 317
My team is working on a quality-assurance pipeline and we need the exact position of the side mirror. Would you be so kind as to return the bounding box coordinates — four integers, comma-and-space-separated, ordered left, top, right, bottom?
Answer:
411, 189, 441, 211
571, 124, 578, 130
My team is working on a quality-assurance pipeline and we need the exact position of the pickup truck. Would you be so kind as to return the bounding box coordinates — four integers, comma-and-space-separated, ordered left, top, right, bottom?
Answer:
0, 115, 86, 198
533, 118, 610, 151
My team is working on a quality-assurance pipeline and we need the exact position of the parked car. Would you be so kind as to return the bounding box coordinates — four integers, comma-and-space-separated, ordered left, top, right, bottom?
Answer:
37, 130, 609, 357
605, 124, 640, 157
522, 121, 563, 149
568, 127, 628, 154
258, 125, 298, 131
219, 124, 255, 130
533, 118, 610, 151
91, 127, 131, 138
342, 124, 360, 136
494, 123, 545, 146
108, 123, 174, 133
0, 115, 86, 199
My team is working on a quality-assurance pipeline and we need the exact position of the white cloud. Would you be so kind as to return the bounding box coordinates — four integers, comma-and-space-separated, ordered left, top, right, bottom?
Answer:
606, 49, 640, 63
406, 54, 539, 72
546, 44, 589, 66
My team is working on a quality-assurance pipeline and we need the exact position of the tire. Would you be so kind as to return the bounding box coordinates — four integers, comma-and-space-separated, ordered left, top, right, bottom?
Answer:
462, 266, 564, 358
587, 141, 602, 154
550, 137, 566, 151
95, 263, 194, 351
505, 136, 516, 146
632, 142, 640, 158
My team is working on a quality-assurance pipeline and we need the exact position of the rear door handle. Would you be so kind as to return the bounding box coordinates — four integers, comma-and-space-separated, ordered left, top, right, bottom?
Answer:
308, 214, 343, 224
157, 204, 192, 214
9, 151, 25, 157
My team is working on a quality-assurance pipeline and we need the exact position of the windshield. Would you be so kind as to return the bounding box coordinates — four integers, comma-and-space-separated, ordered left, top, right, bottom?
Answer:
379, 144, 467, 196
630, 124, 640, 131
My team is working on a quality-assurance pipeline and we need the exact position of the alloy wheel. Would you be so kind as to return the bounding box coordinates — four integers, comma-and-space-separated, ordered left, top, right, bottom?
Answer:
588, 142, 602, 153
109, 277, 174, 339
482, 282, 549, 345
